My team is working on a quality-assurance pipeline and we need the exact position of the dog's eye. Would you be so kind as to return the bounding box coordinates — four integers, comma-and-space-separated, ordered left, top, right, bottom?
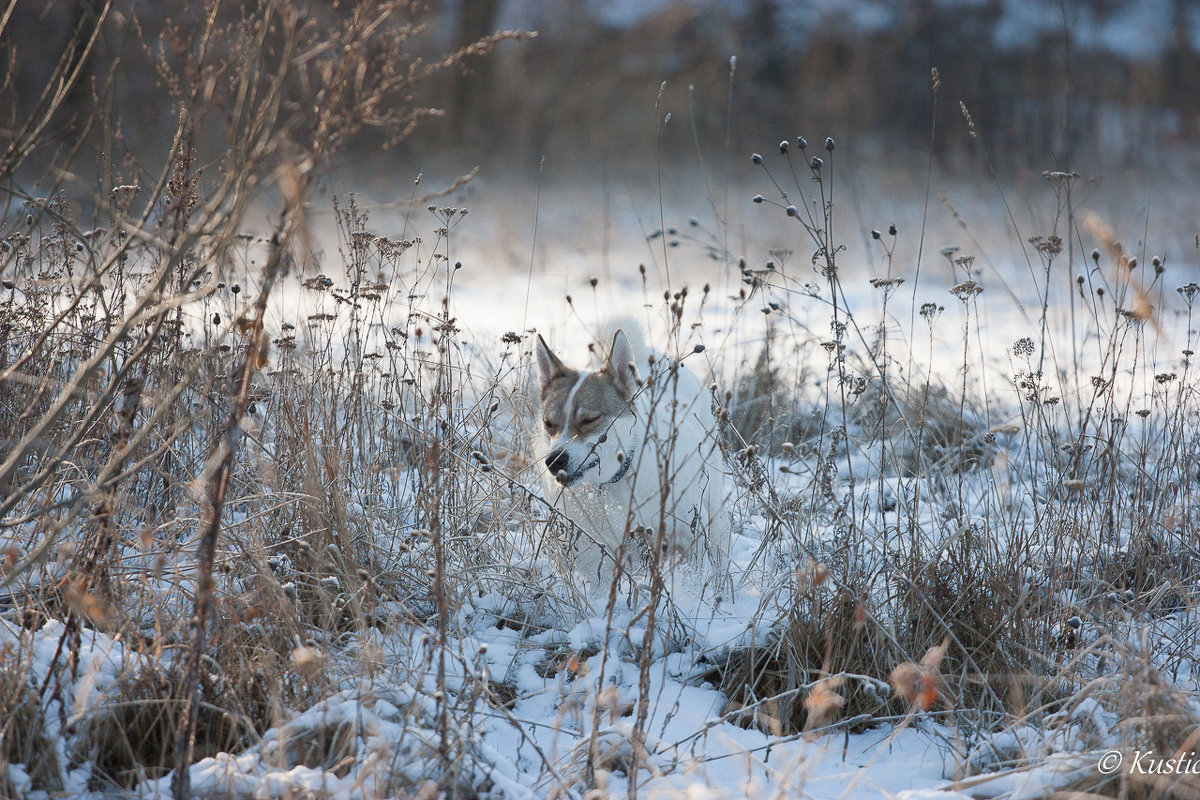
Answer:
543, 419, 557, 434
578, 414, 602, 427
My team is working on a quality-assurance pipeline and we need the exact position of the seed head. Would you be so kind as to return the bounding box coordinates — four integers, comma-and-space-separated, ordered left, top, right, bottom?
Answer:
292, 646, 326, 678
751, 153, 763, 164
950, 280, 983, 301
778, 140, 789, 153
824, 137, 835, 151
796, 136, 808, 149
810, 156, 823, 170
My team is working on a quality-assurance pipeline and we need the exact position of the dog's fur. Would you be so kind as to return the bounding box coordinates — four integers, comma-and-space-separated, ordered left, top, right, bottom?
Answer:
535, 324, 730, 582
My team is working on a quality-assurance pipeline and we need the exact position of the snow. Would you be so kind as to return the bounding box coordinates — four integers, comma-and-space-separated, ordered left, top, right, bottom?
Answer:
5, 155, 1199, 800
0, 542, 984, 800
10, 500, 1190, 800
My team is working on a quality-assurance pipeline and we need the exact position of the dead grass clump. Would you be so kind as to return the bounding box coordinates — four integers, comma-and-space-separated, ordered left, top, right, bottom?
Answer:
74, 662, 250, 789
706, 591, 889, 735
729, 327, 786, 447
281, 719, 359, 777
854, 378, 995, 475
1003, 657, 1200, 799
0, 644, 64, 795
895, 539, 1056, 718
1095, 540, 1199, 607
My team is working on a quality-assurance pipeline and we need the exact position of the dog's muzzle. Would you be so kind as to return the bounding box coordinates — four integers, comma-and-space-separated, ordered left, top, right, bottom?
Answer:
545, 446, 601, 487
545, 447, 570, 477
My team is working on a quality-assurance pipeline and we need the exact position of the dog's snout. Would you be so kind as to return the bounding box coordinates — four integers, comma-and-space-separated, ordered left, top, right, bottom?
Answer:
545, 448, 570, 476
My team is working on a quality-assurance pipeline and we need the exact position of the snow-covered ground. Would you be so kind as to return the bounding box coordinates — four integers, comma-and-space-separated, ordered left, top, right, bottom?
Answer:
3, 168, 1198, 799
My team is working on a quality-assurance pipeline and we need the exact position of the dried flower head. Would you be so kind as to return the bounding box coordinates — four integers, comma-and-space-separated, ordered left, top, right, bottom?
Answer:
950, 280, 983, 301
889, 640, 949, 711
804, 676, 846, 731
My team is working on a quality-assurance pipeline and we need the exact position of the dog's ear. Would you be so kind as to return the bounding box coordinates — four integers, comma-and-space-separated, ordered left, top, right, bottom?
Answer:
604, 329, 639, 394
535, 334, 569, 388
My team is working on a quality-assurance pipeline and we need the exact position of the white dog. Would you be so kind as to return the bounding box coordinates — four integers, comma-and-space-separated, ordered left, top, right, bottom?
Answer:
535, 324, 730, 585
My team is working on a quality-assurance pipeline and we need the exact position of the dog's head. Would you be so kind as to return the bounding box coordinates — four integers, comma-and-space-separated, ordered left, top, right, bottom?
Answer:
536, 330, 640, 487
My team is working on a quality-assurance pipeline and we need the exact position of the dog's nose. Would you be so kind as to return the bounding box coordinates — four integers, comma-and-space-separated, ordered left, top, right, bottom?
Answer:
545, 449, 570, 476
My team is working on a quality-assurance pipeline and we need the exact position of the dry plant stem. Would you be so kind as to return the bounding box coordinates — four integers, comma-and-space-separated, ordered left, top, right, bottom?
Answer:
171, 209, 298, 800
80, 140, 198, 600
0, 0, 112, 178
0, 110, 210, 521
431, 366, 452, 779
585, 539, 631, 790
30, 331, 164, 705
630, 545, 664, 800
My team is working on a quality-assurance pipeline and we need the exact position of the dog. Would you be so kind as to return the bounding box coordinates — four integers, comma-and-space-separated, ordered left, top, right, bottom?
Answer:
534, 323, 730, 585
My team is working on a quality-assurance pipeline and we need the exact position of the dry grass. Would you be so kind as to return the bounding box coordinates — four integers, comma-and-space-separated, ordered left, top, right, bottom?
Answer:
1, 5, 1199, 800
